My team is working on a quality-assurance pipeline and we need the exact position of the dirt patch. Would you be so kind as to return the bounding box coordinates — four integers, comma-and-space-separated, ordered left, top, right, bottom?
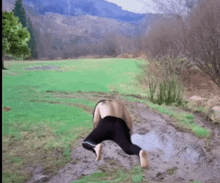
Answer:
117, 53, 135, 58
25, 65, 60, 70
181, 69, 220, 98
25, 92, 220, 183
29, 99, 93, 114
2, 106, 12, 111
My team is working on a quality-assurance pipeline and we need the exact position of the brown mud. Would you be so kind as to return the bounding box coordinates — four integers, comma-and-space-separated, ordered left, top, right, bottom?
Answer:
26, 92, 220, 183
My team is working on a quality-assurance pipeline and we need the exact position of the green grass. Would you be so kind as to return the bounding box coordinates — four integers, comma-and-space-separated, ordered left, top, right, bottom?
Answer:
2, 172, 26, 183
124, 96, 210, 138
166, 167, 178, 175
71, 166, 145, 183
3, 58, 142, 138
2, 58, 143, 183
3, 58, 141, 93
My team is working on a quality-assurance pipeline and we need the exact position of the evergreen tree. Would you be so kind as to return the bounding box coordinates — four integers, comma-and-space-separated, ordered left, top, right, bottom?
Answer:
13, 0, 27, 28
27, 17, 37, 59
2, 12, 31, 69
13, 0, 38, 59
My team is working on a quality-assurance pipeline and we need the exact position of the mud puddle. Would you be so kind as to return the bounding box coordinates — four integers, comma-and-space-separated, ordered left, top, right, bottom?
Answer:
26, 92, 220, 183
131, 131, 175, 162
130, 102, 220, 182
131, 129, 203, 163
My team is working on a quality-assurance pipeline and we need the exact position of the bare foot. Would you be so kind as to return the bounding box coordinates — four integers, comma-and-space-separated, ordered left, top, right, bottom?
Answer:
139, 150, 149, 169
94, 144, 102, 161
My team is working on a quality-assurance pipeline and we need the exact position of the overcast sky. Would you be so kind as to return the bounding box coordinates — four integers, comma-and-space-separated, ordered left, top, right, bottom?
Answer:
105, 0, 156, 14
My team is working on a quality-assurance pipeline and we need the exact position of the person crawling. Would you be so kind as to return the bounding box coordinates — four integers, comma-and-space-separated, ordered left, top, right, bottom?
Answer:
82, 99, 149, 169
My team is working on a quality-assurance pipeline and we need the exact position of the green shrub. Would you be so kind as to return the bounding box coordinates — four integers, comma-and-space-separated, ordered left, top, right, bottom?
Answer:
149, 78, 184, 106
149, 81, 157, 102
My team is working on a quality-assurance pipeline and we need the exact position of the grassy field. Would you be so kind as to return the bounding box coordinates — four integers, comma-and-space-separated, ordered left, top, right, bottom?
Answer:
2, 58, 211, 182
2, 58, 143, 183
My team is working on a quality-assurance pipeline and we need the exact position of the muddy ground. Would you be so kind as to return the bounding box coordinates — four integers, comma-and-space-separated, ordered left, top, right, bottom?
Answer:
26, 92, 220, 183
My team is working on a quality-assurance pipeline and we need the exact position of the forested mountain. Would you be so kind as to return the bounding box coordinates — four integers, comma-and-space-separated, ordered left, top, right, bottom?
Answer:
3, 0, 162, 59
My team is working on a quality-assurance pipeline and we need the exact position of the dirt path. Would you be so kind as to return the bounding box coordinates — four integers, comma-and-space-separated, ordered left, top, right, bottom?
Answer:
26, 92, 220, 183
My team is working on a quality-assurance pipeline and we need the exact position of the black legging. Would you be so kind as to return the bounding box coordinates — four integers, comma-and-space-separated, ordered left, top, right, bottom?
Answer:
82, 116, 141, 156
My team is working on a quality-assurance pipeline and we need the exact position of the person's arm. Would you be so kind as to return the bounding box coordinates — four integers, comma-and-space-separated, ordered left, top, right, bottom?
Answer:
123, 105, 133, 134
93, 104, 101, 129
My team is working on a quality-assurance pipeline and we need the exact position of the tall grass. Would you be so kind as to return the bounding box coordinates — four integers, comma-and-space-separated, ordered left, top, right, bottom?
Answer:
149, 78, 184, 105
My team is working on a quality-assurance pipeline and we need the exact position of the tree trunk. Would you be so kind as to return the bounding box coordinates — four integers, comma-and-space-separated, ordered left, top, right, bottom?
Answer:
2, 55, 7, 70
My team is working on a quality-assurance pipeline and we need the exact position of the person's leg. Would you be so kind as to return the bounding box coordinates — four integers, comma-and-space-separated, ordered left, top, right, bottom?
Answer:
82, 117, 114, 160
112, 118, 141, 155
112, 118, 149, 168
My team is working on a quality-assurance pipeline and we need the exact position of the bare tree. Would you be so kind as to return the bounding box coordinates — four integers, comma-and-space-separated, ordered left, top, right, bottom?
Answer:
186, 0, 220, 87
138, 0, 197, 58
151, 0, 199, 18
143, 16, 186, 58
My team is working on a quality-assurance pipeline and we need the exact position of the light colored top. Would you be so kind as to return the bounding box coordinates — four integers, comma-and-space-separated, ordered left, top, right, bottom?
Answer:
93, 100, 133, 133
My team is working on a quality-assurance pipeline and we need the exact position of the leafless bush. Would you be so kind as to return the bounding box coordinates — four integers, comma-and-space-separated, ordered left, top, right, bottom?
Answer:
138, 56, 191, 85
156, 56, 192, 78
144, 17, 185, 58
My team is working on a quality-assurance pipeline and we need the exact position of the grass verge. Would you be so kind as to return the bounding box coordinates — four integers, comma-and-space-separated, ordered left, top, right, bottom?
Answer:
71, 166, 145, 183
123, 96, 210, 138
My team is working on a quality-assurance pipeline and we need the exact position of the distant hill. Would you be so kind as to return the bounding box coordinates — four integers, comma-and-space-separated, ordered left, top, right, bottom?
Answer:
29, 13, 141, 59
3, 0, 163, 59
4, 0, 146, 23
